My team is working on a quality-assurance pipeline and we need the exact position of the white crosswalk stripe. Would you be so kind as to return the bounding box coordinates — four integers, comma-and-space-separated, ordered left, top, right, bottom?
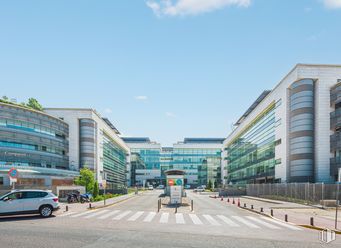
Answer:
189, 214, 203, 225
216, 215, 239, 227
260, 217, 302, 231
128, 211, 144, 222
113, 211, 132, 220
160, 213, 169, 224
84, 210, 110, 219
203, 215, 221, 226
60, 209, 300, 231
71, 210, 98, 218
175, 213, 185, 224
98, 210, 121, 220
246, 216, 281, 229
143, 212, 157, 222
231, 216, 260, 229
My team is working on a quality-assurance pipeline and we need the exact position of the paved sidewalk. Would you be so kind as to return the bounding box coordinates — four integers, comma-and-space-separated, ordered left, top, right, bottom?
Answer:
56, 193, 138, 214
233, 196, 341, 231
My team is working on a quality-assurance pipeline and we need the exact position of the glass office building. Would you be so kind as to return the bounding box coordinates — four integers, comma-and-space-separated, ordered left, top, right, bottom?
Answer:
0, 102, 78, 187
226, 102, 276, 184
223, 64, 341, 184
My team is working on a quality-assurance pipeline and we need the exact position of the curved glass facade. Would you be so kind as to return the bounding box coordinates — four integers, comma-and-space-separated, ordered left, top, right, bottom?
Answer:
226, 103, 276, 184
289, 79, 315, 182
0, 103, 69, 170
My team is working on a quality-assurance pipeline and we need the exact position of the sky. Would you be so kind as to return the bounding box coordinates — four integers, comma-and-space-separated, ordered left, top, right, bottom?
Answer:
0, 0, 341, 146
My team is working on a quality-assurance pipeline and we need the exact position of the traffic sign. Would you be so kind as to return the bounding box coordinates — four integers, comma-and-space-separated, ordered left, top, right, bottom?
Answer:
8, 168, 19, 179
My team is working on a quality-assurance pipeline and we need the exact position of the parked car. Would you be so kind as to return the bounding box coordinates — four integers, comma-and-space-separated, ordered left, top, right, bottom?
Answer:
148, 185, 154, 190
156, 185, 165, 189
194, 186, 205, 192
0, 190, 60, 218
184, 185, 191, 189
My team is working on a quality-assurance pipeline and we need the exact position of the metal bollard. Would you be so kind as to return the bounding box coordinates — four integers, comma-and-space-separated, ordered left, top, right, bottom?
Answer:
285, 214, 288, 222
175, 205, 178, 214
271, 209, 273, 216
89, 203, 92, 209
158, 199, 160, 212
66, 205, 69, 212
251, 205, 254, 210
310, 217, 314, 226
260, 207, 263, 213
244, 203, 247, 208
191, 200, 194, 212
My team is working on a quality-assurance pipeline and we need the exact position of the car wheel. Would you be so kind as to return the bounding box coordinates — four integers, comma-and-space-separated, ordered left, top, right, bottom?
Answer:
39, 205, 53, 218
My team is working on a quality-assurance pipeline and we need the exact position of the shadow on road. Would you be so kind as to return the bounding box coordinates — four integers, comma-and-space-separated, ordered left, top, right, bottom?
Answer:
0, 215, 56, 222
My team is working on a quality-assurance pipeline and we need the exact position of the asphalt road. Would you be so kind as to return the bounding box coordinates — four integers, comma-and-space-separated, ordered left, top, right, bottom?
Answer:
0, 190, 339, 248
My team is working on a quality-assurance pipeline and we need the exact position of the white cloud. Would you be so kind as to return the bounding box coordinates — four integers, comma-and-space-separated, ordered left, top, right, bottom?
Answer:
104, 108, 113, 114
146, 0, 251, 17
166, 112, 176, 118
324, 0, 341, 8
135, 96, 148, 101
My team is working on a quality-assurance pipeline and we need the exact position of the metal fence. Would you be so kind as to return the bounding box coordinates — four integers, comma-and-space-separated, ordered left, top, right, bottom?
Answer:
246, 183, 341, 205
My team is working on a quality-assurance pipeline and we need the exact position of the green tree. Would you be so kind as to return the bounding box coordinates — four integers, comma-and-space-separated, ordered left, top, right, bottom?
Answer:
26, 98, 43, 111
214, 180, 218, 189
75, 168, 95, 193
93, 181, 99, 198
2, 96, 9, 101
207, 180, 213, 190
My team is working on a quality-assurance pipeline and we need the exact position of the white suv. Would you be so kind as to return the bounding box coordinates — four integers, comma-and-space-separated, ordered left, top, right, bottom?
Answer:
0, 190, 60, 217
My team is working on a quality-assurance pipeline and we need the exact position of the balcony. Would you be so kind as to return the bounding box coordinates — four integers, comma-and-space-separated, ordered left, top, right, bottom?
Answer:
330, 108, 341, 131
330, 132, 341, 152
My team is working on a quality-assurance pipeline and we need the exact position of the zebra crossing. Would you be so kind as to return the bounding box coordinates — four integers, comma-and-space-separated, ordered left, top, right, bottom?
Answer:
58, 210, 302, 231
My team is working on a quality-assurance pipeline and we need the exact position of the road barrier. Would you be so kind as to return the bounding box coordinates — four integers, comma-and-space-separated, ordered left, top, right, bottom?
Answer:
310, 217, 314, 226
270, 209, 273, 216
66, 205, 69, 212
285, 214, 288, 222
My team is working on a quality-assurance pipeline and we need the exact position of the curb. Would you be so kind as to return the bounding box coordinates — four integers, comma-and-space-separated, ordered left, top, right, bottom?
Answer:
239, 206, 341, 235
90, 193, 138, 210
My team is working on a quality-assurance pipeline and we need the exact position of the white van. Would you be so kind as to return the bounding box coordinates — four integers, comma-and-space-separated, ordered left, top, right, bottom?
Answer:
0, 190, 60, 218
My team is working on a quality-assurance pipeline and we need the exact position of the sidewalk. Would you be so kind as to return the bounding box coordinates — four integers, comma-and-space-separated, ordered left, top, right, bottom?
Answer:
235, 196, 341, 231
57, 193, 138, 213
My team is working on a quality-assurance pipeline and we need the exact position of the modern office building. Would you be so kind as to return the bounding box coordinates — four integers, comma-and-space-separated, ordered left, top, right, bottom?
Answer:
130, 153, 146, 186
45, 108, 130, 190
223, 64, 341, 185
123, 137, 223, 187
173, 138, 224, 186
122, 137, 162, 186
0, 102, 78, 187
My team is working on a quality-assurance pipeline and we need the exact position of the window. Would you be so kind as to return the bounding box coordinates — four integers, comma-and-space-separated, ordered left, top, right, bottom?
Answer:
22, 191, 48, 199
7, 192, 23, 200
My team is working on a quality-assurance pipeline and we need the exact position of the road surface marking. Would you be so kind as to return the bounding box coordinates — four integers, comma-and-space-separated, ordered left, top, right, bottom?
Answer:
203, 215, 221, 226
71, 210, 98, 218
246, 216, 281, 229
260, 217, 302, 231
216, 215, 240, 227
175, 213, 185, 224
231, 216, 260, 229
113, 211, 132, 220
160, 213, 170, 224
143, 212, 157, 222
98, 210, 121, 220
189, 214, 203, 225
84, 210, 110, 219
58, 211, 76, 217
128, 211, 144, 221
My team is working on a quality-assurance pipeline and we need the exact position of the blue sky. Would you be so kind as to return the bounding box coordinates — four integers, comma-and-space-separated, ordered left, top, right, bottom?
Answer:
1, 0, 341, 146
